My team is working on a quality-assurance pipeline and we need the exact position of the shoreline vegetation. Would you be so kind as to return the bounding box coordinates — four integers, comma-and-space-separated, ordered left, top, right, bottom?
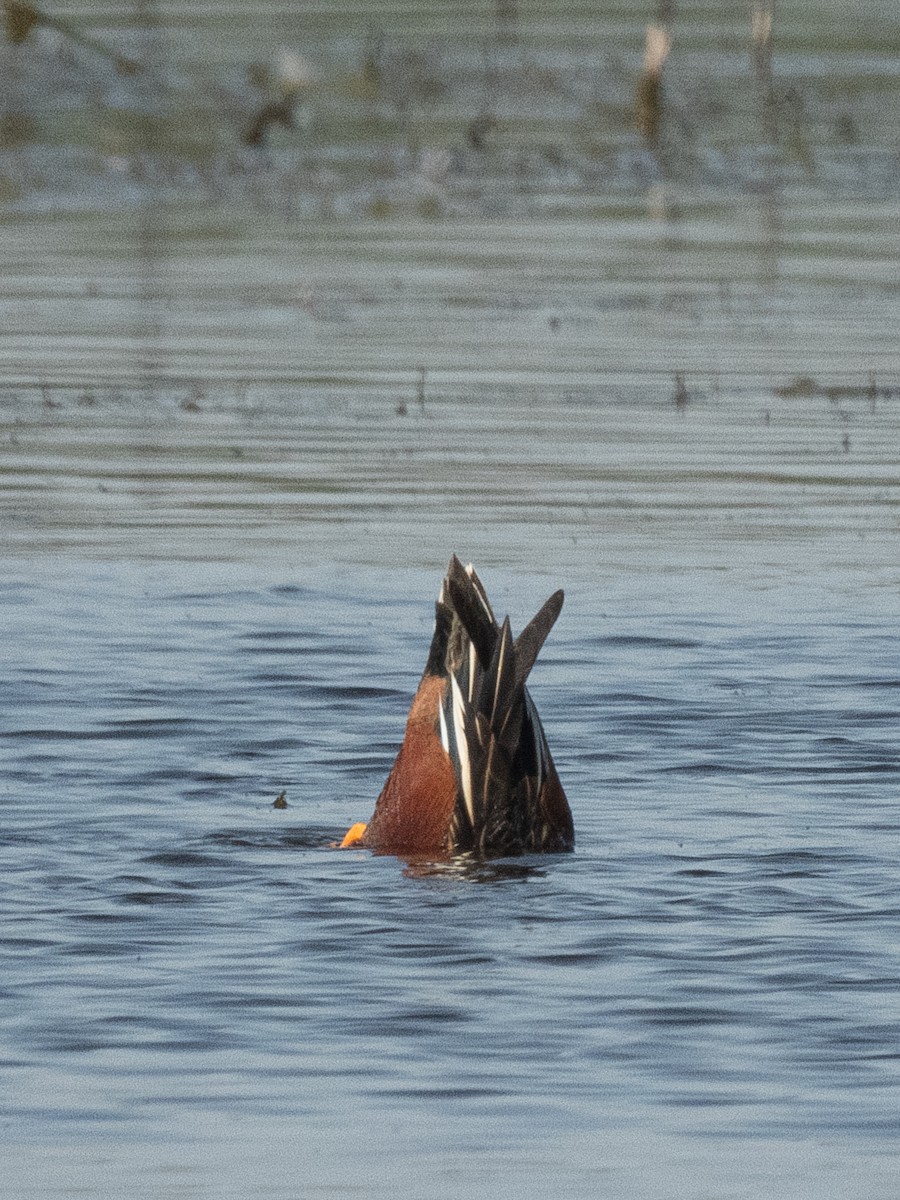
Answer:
1, 0, 897, 219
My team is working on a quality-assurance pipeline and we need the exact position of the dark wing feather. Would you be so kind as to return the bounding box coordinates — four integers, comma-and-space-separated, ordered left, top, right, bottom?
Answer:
514, 589, 563, 691
437, 557, 572, 856
446, 555, 498, 670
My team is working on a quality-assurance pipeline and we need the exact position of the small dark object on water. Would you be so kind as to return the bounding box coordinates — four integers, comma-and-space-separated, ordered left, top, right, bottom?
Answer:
674, 372, 688, 409
244, 50, 312, 147
244, 98, 295, 147
834, 113, 859, 145
340, 555, 573, 859
775, 374, 900, 402
775, 374, 819, 398
395, 399, 408, 416
467, 113, 497, 151
273, 791, 288, 809
180, 386, 204, 413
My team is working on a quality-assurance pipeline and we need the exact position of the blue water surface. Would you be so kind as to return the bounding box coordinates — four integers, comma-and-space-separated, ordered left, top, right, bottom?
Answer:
2, 559, 899, 1199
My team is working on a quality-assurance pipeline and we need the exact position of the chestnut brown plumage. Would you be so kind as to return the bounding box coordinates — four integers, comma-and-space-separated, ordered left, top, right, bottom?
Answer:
341, 556, 573, 858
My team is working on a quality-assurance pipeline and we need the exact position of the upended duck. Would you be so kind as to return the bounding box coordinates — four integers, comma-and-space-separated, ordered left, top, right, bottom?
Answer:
341, 555, 573, 858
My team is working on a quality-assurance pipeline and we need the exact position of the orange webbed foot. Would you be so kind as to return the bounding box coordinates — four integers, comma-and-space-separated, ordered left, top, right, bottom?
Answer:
339, 822, 368, 849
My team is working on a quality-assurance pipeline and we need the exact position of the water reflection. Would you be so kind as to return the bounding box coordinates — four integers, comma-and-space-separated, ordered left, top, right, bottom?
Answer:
391, 853, 550, 882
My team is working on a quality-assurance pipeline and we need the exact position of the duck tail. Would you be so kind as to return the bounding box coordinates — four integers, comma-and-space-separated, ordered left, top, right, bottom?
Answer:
442, 569, 565, 855
444, 554, 497, 670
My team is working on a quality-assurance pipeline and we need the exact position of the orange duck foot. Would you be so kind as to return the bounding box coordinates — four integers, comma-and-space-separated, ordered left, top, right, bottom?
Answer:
339, 822, 368, 848
343, 555, 573, 860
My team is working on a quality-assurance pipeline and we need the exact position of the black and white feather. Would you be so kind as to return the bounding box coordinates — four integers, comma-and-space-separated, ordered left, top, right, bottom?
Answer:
427, 556, 566, 856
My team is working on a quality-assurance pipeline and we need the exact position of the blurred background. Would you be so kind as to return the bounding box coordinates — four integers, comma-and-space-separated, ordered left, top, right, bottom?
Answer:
2, 0, 898, 571
2, 0, 898, 394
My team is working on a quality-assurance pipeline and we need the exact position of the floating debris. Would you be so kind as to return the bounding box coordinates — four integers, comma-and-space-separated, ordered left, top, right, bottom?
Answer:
466, 113, 497, 152
179, 385, 204, 412
774, 375, 900, 401
834, 113, 859, 145
673, 371, 688, 409
774, 374, 818, 397
272, 791, 288, 809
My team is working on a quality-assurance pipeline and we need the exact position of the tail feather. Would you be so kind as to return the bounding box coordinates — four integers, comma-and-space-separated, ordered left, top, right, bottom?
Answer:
423, 597, 454, 678
445, 554, 497, 670
479, 616, 517, 742
514, 589, 564, 692
437, 558, 569, 855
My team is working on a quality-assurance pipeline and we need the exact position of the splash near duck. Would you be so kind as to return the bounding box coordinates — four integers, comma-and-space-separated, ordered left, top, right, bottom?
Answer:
341, 555, 573, 858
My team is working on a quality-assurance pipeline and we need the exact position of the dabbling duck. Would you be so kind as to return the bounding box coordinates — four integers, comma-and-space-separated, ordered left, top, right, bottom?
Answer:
342, 555, 573, 859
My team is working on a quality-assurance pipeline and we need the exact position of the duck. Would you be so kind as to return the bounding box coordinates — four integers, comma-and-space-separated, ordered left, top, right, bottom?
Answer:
341, 555, 573, 858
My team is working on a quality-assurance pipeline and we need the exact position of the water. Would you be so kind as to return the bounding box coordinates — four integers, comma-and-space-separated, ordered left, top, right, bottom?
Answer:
3, 556, 900, 1198
3, 2, 900, 1196
5, 480, 900, 1200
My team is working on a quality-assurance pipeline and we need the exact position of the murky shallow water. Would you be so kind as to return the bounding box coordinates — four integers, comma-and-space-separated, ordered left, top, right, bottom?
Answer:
3, 2, 900, 1196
